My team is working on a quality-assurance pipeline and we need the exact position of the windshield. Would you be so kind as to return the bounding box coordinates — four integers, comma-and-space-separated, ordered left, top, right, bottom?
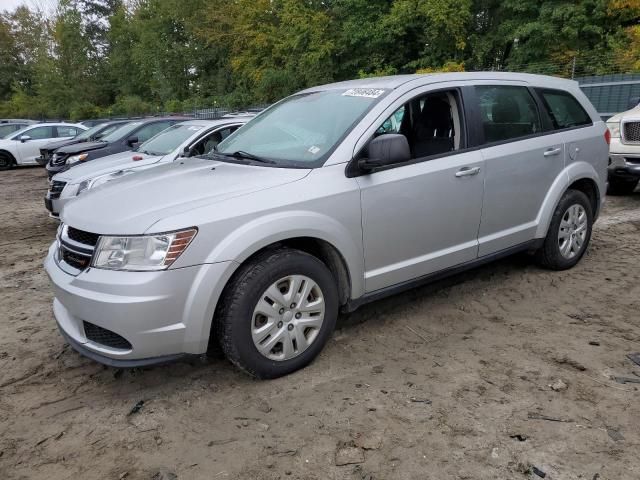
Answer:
137, 124, 203, 156
75, 123, 108, 141
215, 88, 386, 167
100, 121, 141, 142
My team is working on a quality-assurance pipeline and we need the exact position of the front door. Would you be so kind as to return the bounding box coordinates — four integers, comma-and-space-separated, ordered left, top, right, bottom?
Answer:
15, 125, 57, 164
357, 88, 485, 293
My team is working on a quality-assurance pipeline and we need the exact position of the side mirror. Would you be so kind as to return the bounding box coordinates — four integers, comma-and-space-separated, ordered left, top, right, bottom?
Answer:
127, 136, 139, 147
358, 134, 411, 172
180, 146, 190, 157
20, 135, 31, 143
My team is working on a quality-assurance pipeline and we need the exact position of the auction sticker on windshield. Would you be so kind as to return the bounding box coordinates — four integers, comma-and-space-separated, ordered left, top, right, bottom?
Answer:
342, 88, 386, 98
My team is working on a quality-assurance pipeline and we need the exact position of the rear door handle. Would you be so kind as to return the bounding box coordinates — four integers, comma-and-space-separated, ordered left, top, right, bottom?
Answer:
455, 166, 481, 178
543, 147, 562, 157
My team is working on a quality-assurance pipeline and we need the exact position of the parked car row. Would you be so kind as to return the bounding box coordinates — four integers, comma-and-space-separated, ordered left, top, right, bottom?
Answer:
39, 73, 610, 379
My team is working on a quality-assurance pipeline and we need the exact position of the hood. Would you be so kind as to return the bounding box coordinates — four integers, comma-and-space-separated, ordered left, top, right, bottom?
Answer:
61, 158, 311, 234
610, 105, 640, 123
42, 138, 82, 152
55, 150, 162, 184
56, 140, 108, 155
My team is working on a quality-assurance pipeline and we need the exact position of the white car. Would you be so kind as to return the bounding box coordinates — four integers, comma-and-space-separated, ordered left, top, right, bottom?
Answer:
606, 104, 640, 194
0, 123, 87, 170
45, 118, 250, 217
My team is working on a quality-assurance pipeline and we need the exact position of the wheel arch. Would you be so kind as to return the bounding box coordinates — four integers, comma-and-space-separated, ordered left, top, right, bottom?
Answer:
0, 149, 17, 165
535, 162, 602, 239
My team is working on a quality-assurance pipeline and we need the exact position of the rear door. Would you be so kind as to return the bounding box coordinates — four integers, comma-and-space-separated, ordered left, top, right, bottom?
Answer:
472, 83, 566, 256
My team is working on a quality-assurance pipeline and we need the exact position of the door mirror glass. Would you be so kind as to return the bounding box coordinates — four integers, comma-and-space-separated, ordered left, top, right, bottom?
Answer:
360, 134, 410, 171
20, 135, 31, 143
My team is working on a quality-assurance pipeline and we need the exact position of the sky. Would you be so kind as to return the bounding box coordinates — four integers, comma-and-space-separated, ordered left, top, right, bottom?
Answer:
1, 0, 55, 13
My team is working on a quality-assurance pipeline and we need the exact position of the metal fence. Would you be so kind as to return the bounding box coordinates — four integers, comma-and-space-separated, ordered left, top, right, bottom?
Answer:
577, 74, 640, 119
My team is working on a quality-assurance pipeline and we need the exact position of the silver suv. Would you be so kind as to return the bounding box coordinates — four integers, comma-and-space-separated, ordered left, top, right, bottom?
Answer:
44, 73, 608, 378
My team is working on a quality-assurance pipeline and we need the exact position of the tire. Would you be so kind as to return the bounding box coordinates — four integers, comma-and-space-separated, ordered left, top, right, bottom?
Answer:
535, 189, 593, 270
607, 177, 638, 195
0, 152, 14, 171
215, 248, 339, 379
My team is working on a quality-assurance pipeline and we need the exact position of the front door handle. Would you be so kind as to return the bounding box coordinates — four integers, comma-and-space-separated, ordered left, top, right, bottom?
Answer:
455, 166, 481, 178
543, 147, 562, 157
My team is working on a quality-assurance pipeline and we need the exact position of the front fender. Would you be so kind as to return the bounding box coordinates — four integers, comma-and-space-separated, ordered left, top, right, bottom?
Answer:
534, 161, 602, 238
204, 210, 365, 299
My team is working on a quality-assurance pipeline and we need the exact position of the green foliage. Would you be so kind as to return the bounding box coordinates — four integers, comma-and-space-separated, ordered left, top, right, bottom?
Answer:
0, 0, 638, 119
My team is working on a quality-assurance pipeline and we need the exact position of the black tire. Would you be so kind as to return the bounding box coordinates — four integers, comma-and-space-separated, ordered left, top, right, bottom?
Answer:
0, 152, 14, 171
607, 177, 638, 195
214, 248, 339, 379
535, 189, 593, 270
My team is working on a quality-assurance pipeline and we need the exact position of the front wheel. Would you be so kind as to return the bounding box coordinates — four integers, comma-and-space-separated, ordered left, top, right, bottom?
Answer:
535, 189, 593, 270
215, 248, 339, 379
0, 153, 13, 171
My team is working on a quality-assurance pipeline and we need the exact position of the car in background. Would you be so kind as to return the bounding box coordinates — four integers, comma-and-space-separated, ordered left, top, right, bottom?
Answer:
0, 118, 35, 124
0, 123, 87, 171
0, 122, 34, 139
45, 73, 607, 378
45, 117, 250, 217
79, 119, 111, 128
606, 104, 640, 194
37, 120, 131, 166
45, 117, 191, 179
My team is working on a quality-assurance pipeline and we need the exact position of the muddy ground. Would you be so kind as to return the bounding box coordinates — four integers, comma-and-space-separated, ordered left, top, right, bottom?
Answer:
1, 167, 639, 480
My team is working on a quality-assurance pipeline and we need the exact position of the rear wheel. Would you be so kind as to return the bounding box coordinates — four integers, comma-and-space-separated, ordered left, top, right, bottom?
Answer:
215, 248, 339, 379
535, 189, 593, 270
607, 177, 638, 195
0, 152, 14, 171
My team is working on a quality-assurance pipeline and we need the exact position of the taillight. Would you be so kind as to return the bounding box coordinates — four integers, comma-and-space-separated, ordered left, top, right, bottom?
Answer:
604, 129, 611, 145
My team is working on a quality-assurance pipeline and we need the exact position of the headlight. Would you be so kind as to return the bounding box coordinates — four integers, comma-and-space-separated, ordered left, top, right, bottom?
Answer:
92, 228, 197, 271
76, 170, 135, 196
66, 153, 88, 165
606, 121, 620, 138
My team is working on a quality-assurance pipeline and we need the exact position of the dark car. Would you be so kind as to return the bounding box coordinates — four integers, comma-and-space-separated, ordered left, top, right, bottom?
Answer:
37, 120, 131, 166
46, 117, 190, 178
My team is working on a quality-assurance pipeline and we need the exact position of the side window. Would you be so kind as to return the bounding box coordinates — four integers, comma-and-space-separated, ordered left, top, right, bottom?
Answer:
136, 122, 171, 143
475, 85, 541, 144
22, 126, 54, 139
56, 126, 78, 137
189, 126, 239, 156
536, 89, 592, 130
373, 90, 463, 159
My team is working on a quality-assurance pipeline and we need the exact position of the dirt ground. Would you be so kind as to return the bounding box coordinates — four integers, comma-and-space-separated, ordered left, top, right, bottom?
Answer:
1, 167, 639, 480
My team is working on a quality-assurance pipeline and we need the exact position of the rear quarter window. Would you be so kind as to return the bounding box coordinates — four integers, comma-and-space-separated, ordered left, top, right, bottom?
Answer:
536, 89, 592, 130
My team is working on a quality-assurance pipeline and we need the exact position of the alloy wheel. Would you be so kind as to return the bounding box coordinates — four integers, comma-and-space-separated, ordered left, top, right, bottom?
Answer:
558, 204, 588, 259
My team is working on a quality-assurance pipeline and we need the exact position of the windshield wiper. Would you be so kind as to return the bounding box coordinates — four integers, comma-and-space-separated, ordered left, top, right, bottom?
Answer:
229, 150, 276, 164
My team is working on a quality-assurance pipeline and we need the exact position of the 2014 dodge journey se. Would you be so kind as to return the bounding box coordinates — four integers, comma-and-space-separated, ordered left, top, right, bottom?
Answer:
45, 73, 609, 379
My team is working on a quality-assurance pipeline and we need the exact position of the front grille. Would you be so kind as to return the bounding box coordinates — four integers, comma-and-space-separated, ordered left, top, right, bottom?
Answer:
52, 153, 68, 166
83, 321, 132, 350
62, 249, 91, 270
67, 227, 100, 247
623, 121, 640, 142
57, 225, 98, 274
48, 180, 67, 199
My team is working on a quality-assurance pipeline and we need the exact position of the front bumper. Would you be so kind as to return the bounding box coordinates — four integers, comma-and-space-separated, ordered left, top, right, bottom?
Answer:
44, 192, 67, 217
608, 153, 640, 180
44, 243, 235, 366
